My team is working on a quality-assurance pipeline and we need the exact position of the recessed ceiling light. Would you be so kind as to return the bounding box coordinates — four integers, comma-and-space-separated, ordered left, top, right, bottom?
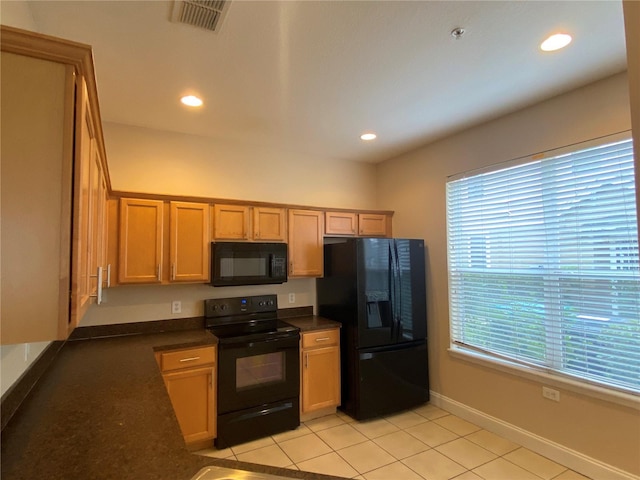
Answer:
360, 133, 377, 141
180, 95, 203, 107
540, 33, 572, 52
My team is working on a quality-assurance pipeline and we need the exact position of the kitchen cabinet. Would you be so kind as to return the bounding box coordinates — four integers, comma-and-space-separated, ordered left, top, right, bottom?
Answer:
170, 202, 210, 282
118, 198, 164, 284
358, 213, 390, 237
156, 345, 216, 446
288, 209, 324, 277
86, 115, 110, 302
325, 211, 392, 237
325, 211, 358, 236
213, 204, 286, 242
118, 198, 209, 284
1, 26, 109, 344
70, 46, 111, 323
253, 207, 287, 241
213, 204, 250, 240
301, 328, 341, 417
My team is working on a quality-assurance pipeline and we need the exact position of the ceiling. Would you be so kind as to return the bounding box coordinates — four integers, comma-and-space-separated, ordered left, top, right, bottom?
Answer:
24, 0, 628, 164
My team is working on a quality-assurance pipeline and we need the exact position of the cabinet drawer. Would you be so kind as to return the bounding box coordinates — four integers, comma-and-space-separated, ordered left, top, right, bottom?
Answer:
302, 329, 339, 349
159, 346, 216, 372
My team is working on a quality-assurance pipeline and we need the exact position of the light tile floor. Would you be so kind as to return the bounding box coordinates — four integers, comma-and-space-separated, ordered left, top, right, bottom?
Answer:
196, 405, 592, 480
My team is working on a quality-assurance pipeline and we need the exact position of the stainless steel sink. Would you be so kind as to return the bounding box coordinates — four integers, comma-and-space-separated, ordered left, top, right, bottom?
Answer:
191, 466, 299, 480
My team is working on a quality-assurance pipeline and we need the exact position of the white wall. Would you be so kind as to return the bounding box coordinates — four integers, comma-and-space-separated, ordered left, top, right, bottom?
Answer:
0, 342, 49, 397
0, 1, 37, 31
376, 72, 638, 476
81, 279, 315, 326
103, 122, 378, 210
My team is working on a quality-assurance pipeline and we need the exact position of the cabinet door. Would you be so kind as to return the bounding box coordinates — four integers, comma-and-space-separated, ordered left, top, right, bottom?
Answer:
118, 198, 164, 283
325, 211, 357, 236
170, 202, 210, 282
73, 88, 94, 314
302, 345, 341, 413
213, 204, 250, 240
163, 366, 216, 443
88, 144, 104, 298
1, 53, 74, 343
100, 174, 111, 288
253, 207, 286, 241
288, 209, 324, 277
358, 213, 389, 237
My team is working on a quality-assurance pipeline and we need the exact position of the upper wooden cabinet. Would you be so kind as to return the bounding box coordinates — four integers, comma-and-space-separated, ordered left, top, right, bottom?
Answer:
170, 202, 210, 282
213, 204, 250, 240
253, 207, 287, 241
288, 209, 324, 277
358, 213, 390, 237
118, 198, 164, 284
1, 26, 109, 344
325, 211, 358, 236
117, 198, 210, 285
325, 211, 392, 237
213, 204, 287, 242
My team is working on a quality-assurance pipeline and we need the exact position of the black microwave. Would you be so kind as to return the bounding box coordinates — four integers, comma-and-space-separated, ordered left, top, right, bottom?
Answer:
210, 242, 288, 287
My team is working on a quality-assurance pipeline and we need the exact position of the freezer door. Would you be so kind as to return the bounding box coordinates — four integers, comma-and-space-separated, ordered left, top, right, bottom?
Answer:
346, 341, 430, 421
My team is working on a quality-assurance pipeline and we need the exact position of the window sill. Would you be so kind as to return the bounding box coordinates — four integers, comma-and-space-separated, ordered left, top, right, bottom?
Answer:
448, 345, 640, 410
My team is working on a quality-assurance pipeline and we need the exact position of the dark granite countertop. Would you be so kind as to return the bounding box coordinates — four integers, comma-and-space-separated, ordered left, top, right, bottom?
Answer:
0, 328, 346, 480
282, 316, 341, 332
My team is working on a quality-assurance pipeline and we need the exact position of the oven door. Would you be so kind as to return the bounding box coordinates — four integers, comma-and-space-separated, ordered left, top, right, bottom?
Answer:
217, 332, 300, 415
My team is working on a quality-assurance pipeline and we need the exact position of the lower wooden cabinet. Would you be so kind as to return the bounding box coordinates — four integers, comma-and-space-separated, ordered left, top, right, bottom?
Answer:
301, 328, 341, 416
156, 345, 216, 445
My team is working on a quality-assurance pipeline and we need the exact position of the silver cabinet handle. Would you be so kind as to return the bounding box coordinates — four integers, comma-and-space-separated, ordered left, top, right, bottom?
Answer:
171, 263, 176, 281
90, 266, 103, 305
106, 264, 111, 288
157, 264, 161, 281
315, 337, 330, 342
179, 356, 201, 363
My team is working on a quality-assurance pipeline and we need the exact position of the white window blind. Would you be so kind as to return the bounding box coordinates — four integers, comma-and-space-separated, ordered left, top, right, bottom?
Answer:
446, 135, 640, 394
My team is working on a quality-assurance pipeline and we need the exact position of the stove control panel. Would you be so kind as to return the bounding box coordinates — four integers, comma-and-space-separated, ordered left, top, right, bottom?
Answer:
204, 294, 278, 318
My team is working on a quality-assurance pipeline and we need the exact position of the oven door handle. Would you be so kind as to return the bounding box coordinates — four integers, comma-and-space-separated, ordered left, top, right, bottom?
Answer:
218, 333, 299, 348
232, 401, 295, 423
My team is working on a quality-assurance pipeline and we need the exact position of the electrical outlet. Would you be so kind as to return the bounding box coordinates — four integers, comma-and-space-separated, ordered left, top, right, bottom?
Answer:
542, 386, 560, 402
171, 300, 182, 314
288, 293, 295, 304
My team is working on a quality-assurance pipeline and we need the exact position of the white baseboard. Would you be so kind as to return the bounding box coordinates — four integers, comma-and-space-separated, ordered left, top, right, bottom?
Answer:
429, 391, 639, 480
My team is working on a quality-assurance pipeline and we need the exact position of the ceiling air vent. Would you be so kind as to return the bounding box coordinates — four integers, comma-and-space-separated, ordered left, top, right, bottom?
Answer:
171, 0, 230, 33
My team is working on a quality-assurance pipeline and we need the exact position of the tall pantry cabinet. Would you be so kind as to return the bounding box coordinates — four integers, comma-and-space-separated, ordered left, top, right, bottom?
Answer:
0, 26, 110, 344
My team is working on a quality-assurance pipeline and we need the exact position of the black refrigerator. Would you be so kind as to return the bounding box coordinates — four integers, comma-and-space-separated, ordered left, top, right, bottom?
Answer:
317, 238, 429, 421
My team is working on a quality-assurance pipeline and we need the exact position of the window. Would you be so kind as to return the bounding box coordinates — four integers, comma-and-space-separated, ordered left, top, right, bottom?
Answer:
446, 135, 640, 394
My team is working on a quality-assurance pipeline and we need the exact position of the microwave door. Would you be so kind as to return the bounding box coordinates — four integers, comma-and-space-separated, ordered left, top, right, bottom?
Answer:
211, 242, 287, 286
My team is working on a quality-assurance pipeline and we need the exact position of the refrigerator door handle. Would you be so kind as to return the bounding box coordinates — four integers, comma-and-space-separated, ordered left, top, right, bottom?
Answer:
394, 241, 403, 342
388, 243, 396, 341
389, 242, 400, 342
